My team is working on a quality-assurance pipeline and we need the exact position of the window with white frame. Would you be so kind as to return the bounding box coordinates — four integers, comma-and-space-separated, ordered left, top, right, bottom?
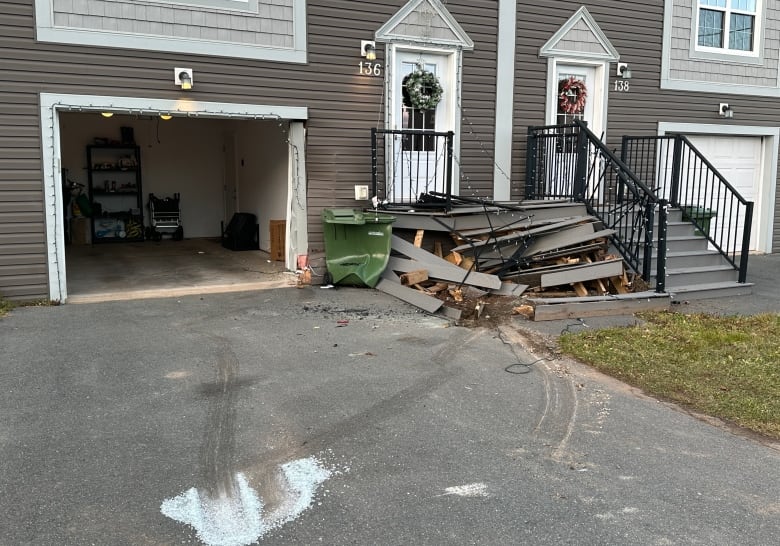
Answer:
697, 0, 758, 52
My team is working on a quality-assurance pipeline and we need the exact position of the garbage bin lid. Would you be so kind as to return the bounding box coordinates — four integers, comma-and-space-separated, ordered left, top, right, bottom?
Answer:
322, 208, 395, 224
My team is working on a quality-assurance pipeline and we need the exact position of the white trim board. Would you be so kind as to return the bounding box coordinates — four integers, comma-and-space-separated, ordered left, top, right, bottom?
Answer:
658, 122, 777, 254
493, 0, 516, 201
40, 93, 309, 302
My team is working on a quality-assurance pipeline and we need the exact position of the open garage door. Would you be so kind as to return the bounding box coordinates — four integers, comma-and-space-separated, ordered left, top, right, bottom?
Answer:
40, 94, 308, 302
684, 135, 763, 252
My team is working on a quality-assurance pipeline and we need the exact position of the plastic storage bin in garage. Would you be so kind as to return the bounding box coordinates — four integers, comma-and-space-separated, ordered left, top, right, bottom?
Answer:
322, 208, 395, 287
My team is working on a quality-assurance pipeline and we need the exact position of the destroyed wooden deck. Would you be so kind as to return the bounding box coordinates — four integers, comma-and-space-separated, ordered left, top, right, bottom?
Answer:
372, 197, 668, 321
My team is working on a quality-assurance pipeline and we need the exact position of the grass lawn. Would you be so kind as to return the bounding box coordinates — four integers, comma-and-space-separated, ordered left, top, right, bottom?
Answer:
0, 297, 12, 318
560, 311, 780, 440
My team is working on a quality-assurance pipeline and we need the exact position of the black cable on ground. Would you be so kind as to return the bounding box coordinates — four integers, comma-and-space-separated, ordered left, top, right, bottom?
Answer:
497, 318, 589, 375
497, 329, 556, 375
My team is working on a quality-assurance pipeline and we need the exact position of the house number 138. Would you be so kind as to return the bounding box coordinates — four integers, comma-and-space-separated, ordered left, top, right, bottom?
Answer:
614, 80, 630, 92
358, 62, 382, 76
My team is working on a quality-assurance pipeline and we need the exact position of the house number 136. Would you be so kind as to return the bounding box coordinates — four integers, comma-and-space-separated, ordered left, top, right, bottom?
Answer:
614, 80, 630, 92
358, 62, 382, 76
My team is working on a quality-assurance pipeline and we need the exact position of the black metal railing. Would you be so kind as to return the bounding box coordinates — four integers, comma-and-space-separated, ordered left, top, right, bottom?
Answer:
371, 128, 454, 209
527, 120, 666, 291
621, 135, 753, 282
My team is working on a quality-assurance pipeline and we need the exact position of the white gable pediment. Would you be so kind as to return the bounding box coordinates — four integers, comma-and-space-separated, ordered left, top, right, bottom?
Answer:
540, 6, 619, 61
376, 0, 474, 50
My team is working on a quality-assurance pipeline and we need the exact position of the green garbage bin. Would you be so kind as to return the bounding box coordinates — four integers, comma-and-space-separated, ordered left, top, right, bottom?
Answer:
681, 206, 717, 237
322, 208, 396, 287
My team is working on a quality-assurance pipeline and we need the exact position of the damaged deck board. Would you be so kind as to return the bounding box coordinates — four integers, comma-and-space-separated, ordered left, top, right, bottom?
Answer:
490, 282, 529, 296
386, 256, 502, 291
375, 278, 444, 313
390, 236, 502, 289
388, 203, 588, 232
540, 258, 624, 288
519, 227, 615, 258
531, 292, 671, 321
451, 216, 598, 255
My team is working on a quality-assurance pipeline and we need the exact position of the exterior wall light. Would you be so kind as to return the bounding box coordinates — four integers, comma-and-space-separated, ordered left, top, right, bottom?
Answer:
175, 68, 193, 90
617, 62, 632, 79
361, 40, 377, 61
719, 103, 734, 118
100, 112, 114, 118
159, 113, 173, 121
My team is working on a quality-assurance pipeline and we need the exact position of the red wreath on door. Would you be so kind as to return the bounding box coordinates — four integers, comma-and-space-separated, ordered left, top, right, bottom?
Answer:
558, 77, 587, 115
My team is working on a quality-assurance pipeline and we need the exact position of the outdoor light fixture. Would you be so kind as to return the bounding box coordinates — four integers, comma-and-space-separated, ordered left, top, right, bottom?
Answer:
361, 40, 377, 61
101, 112, 114, 118
617, 62, 632, 79
719, 103, 734, 118
159, 113, 173, 120
175, 67, 193, 90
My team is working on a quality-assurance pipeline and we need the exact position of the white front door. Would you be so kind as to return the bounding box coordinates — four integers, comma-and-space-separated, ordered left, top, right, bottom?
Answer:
391, 51, 453, 202
545, 64, 600, 197
553, 65, 597, 128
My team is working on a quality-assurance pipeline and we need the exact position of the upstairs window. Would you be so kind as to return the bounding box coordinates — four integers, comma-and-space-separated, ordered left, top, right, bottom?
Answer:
697, 0, 758, 52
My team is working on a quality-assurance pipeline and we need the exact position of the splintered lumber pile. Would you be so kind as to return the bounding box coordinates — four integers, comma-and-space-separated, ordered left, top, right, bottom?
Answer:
375, 234, 518, 320
371, 195, 660, 320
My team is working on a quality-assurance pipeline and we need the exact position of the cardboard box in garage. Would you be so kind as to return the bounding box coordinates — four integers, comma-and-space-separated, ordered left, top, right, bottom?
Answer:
270, 220, 285, 261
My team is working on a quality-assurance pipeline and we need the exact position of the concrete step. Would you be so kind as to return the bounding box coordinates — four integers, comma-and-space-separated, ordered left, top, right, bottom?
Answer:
667, 281, 754, 301
661, 264, 738, 287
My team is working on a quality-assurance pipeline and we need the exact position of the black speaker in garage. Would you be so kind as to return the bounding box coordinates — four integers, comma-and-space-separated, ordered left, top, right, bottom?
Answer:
221, 213, 259, 251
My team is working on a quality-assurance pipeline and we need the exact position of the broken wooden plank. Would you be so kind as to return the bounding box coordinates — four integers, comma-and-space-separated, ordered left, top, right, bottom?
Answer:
375, 278, 443, 313
387, 256, 500, 291
571, 282, 589, 297
540, 258, 624, 288
450, 216, 598, 254
444, 251, 462, 266
400, 269, 429, 286
518, 228, 615, 259
434, 241, 443, 258
490, 282, 529, 297
437, 305, 462, 321
610, 275, 629, 294
531, 293, 671, 321
390, 236, 502, 289
413, 229, 425, 247
472, 224, 612, 261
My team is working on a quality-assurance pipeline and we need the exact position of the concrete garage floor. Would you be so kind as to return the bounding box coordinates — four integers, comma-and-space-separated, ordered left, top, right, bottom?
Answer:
65, 238, 294, 303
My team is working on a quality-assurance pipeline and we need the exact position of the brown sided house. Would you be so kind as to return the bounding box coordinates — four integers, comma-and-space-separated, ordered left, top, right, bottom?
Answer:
0, 1, 777, 302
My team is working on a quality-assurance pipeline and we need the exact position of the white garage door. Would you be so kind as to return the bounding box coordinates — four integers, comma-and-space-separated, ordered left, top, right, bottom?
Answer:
684, 135, 761, 251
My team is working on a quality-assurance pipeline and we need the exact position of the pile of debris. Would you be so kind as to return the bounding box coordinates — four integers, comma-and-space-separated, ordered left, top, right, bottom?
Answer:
374, 196, 668, 321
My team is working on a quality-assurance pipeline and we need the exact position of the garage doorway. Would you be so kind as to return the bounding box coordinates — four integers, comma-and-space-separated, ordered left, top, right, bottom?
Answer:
40, 94, 309, 302
658, 122, 778, 254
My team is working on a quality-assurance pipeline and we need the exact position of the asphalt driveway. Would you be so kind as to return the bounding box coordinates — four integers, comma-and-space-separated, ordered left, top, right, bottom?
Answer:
1, 287, 778, 545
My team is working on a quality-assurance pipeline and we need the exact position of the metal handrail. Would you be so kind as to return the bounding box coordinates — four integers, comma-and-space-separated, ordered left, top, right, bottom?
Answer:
526, 120, 665, 291
371, 127, 455, 209
621, 135, 753, 282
